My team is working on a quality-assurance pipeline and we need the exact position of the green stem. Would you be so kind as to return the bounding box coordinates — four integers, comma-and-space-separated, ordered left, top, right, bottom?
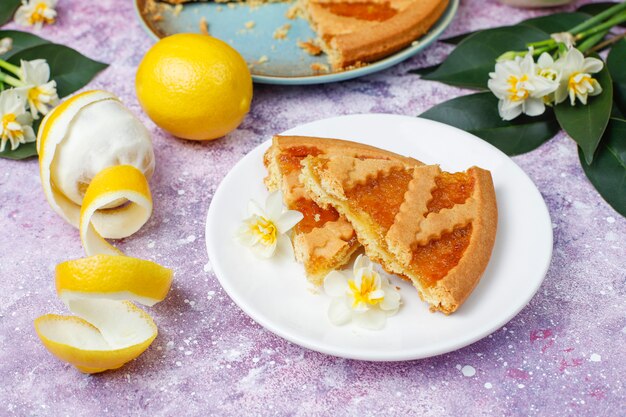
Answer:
0, 71, 25, 87
527, 39, 556, 49
578, 30, 610, 54
569, 1, 626, 35
576, 12, 626, 41
0, 59, 21, 78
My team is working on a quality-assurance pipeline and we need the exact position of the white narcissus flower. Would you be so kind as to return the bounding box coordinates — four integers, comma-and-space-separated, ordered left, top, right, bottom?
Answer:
0, 38, 13, 55
323, 255, 401, 330
0, 89, 35, 152
14, 0, 58, 29
554, 48, 603, 106
535, 52, 561, 104
236, 191, 303, 258
20, 59, 59, 119
488, 52, 559, 121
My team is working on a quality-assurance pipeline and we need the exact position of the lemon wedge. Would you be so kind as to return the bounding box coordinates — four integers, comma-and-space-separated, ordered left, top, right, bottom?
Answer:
35, 255, 173, 373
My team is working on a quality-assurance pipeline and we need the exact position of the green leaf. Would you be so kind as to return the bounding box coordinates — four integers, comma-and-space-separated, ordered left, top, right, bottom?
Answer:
420, 92, 559, 155
579, 118, 626, 217
0, 141, 37, 160
0, 0, 20, 26
519, 12, 590, 34
422, 26, 548, 90
8, 44, 108, 97
407, 63, 440, 76
607, 39, 626, 116
555, 56, 613, 164
440, 31, 476, 45
577, 2, 626, 28
0, 30, 51, 60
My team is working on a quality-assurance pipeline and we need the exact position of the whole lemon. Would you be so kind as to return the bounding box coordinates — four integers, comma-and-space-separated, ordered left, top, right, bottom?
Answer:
136, 34, 253, 140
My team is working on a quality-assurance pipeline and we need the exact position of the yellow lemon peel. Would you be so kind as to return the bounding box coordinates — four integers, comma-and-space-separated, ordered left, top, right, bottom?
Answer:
35, 256, 173, 373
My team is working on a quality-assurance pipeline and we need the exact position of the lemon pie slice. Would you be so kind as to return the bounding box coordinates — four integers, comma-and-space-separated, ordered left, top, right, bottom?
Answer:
301, 154, 497, 313
264, 135, 421, 284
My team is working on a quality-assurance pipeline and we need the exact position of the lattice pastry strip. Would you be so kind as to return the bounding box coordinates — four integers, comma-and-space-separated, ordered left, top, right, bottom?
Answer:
300, 154, 497, 314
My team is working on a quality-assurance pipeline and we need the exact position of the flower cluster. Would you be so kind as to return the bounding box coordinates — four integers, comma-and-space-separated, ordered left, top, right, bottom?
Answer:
0, 55, 59, 152
323, 255, 401, 330
15, 0, 58, 30
488, 47, 603, 121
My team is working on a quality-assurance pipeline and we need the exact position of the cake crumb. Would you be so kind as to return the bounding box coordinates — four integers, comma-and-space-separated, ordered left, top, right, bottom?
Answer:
258, 55, 269, 64
286, 5, 299, 19
152, 14, 163, 22
172, 4, 183, 16
310, 63, 329, 73
199, 17, 209, 35
314, 214, 321, 222
298, 39, 322, 56
245, 20, 256, 29
273, 23, 292, 40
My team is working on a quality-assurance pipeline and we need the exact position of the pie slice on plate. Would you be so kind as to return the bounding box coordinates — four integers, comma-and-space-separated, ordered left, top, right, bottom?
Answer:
263, 135, 421, 284
300, 154, 497, 313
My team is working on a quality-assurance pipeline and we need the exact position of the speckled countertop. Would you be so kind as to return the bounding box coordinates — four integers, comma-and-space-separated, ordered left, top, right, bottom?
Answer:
1, 0, 624, 415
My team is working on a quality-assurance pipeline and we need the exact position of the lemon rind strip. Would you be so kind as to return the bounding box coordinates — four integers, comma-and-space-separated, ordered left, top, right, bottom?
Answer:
79, 165, 153, 256
38, 90, 119, 229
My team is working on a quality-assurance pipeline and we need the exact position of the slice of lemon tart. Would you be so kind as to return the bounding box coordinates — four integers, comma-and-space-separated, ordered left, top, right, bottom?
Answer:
264, 135, 421, 284
299, 0, 449, 69
300, 154, 497, 313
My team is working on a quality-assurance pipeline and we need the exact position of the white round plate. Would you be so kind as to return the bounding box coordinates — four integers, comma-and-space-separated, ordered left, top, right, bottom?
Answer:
206, 114, 553, 361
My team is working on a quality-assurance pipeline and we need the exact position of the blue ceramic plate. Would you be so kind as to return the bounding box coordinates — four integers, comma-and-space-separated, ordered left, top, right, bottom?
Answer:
135, 0, 458, 85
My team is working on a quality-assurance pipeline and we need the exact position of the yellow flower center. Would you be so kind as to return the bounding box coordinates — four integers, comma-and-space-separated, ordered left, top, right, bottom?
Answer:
348, 271, 383, 308
507, 74, 530, 102
1, 113, 20, 139
568, 72, 593, 94
539, 68, 558, 82
250, 216, 277, 246
29, 87, 42, 103
30, 3, 55, 25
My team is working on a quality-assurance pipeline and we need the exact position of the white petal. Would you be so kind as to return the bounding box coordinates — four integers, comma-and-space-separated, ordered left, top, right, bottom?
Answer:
498, 99, 522, 121
380, 288, 401, 311
248, 199, 265, 217
554, 84, 568, 104
353, 309, 386, 330
352, 254, 372, 276
369, 289, 385, 300
523, 98, 545, 117
324, 271, 348, 297
582, 57, 603, 74
328, 298, 352, 326
589, 80, 602, 96
275, 210, 303, 234
265, 190, 283, 221
537, 52, 554, 68
252, 240, 277, 258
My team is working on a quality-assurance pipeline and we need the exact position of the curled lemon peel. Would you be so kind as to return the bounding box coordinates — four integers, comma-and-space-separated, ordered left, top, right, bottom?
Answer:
35, 255, 173, 374
35, 91, 171, 373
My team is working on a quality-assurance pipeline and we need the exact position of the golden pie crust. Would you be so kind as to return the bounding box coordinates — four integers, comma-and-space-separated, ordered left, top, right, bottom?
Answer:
300, 0, 449, 69
263, 135, 421, 284
300, 154, 497, 313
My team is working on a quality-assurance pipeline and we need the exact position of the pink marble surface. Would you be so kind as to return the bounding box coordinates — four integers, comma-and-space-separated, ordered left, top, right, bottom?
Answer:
1, 0, 625, 415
